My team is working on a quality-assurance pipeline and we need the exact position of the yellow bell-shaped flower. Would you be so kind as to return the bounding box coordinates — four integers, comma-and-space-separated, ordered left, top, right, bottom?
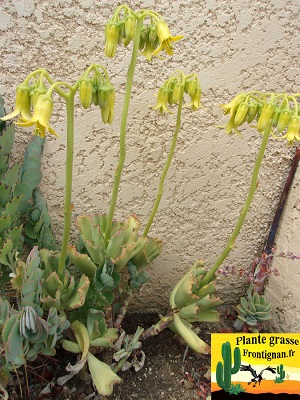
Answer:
152, 20, 183, 57
1, 83, 31, 121
16, 94, 58, 138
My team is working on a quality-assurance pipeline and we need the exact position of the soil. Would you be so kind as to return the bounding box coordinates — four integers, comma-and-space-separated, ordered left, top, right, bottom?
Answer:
5, 313, 217, 400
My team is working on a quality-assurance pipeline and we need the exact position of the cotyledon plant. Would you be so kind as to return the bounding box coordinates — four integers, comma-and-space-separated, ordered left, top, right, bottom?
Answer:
2, 3, 300, 398
0, 248, 70, 373
0, 4, 206, 396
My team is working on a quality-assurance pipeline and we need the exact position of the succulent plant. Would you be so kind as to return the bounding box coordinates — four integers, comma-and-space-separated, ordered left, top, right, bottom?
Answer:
38, 248, 90, 311
234, 284, 272, 332
1, 248, 69, 367
169, 260, 223, 354
24, 187, 57, 251
70, 214, 162, 272
0, 96, 22, 277
68, 213, 162, 310
2, 304, 69, 365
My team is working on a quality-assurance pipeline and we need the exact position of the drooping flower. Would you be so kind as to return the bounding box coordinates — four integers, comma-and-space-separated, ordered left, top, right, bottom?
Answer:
152, 87, 171, 113
151, 20, 183, 57
141, 39, 155, 61
16, 94, 58, 138
100, 87, 115, 124
104, 23, 120, 58
190, 88, 202, 110
220, 93, 246, 117
79, 78, 93, 109
257, 102, 275, 133
123, 15, 136, 46
284, 116, 300, 143
1, 84, 32, 121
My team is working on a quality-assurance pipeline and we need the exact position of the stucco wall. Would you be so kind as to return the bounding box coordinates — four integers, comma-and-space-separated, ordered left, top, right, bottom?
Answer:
0, 1, 299, 322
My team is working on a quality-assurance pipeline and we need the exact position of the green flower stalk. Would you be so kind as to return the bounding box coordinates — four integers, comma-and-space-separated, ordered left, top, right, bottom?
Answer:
202, 91, 300, 287
103, 5, 184, 243
104, 15, 144, 245
144, 72, 202, 236
0, 65, 115, 277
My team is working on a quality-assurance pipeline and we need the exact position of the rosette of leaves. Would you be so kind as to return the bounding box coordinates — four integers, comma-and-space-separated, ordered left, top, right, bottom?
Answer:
38, 248, 90, 311
234, 284, 271, 332
169, 260, 223, 354
1, 304, 69, 366
68, 213, 162, 308
0, 248, 69, 367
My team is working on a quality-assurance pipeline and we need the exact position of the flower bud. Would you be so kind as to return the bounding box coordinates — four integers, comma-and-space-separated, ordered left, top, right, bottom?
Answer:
246, 102, 259, 124
271, 107, 281, 127
104, 23, 119, 58
286, 116, 300, 143
91, 75, 100, 106
33, 94, 53, 128
170, 83, 183, 105
16, 83, 31, 119
221, 93, 246, 117
234, 102, 249, 126
149, 26, 157, 44
138, 35, 146, 50
155, 20, 171, 43
277, 109, 291, 133
119, 21, 126, 39
79, 78, 93, 109
100, 89, 115, 124
141, 26, 149, 41
191, 88, 202, 110
186, 80, 197, 97
141, 39, 154, 61
150, 37, 159, 50
98, 82, 115, 109
30, 83, 47, 108
123, 15, 136, 46
101, 104, 114, 124
257, 102, 274, 132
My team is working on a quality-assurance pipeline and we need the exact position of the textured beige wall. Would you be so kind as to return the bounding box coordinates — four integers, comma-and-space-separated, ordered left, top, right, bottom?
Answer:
0, 1, 299, 320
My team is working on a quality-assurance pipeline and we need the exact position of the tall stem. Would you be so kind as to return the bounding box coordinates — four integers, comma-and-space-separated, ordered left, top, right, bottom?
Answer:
143, 94, 183, 236
201, 124, 272, 287
58, 93, 75, 276
104, 18, 143, 245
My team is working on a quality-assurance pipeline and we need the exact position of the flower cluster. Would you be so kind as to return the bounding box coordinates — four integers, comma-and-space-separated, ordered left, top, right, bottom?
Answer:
221, 92, 300, 144
152, 72, 202, 113
104, 5, 183, 61
79, 69, 115, 124
139, 20, 183, 61
1, 78, 58, 138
